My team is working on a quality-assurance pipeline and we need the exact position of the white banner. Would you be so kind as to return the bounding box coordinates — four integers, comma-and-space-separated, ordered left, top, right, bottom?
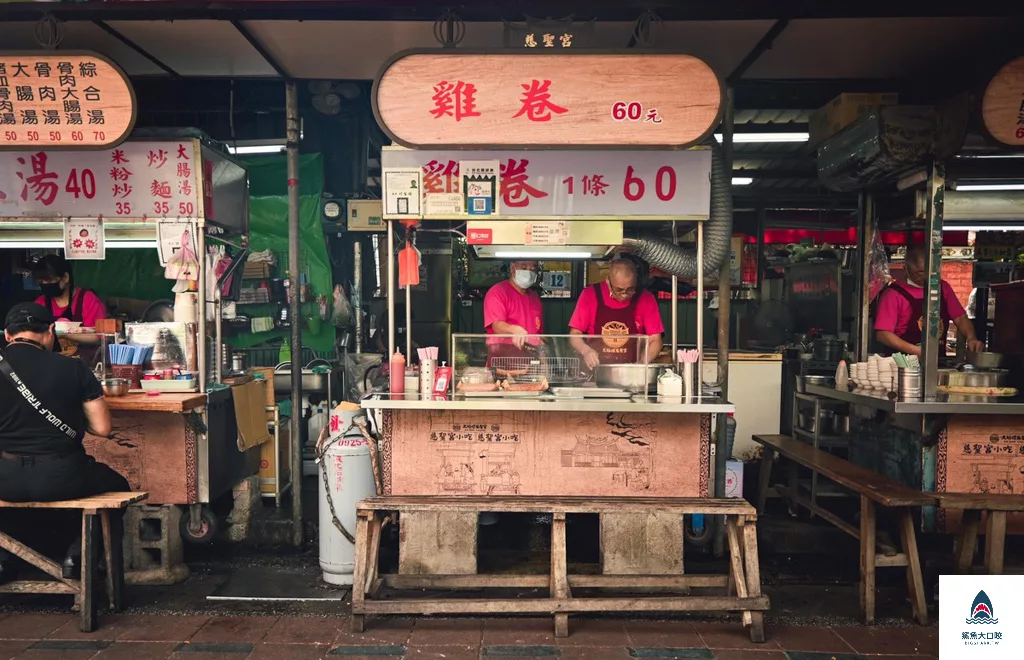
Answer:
0, 140, 202, 219
381, 148, 711, 219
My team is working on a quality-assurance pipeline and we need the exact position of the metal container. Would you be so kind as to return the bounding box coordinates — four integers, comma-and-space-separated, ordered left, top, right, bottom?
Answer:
593, 363, 660, 393
231, 353, 245, 373
898, 368, 922, 399
798, 409, 835, 434
966, 351, 1004, 369
812, 338, 845, 363
274, 360, 333, 393
796, 374, 834, 393
833, 412, 850, 436
938, 368, 1009, 389
101, 378, 129, 397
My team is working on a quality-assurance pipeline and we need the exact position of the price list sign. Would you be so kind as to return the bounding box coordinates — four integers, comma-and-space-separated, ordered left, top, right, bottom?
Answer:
0, 52, 136, 151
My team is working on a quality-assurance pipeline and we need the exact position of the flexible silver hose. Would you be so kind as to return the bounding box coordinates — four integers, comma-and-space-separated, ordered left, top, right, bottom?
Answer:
623, 141, 732, 278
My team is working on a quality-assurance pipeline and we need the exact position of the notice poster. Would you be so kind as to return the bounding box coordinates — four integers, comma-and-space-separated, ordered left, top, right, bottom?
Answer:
156, 219, 198, 266
382, 168, 422, 217
64, 216, 105, 260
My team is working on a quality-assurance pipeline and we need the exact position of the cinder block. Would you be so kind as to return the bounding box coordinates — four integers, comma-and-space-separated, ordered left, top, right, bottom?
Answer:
123, 504, 190, 586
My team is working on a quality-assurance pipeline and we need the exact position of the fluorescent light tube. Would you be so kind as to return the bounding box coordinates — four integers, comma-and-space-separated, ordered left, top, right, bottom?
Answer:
0, 241, 158, 249
715, 132, 809, 144
494, 251, 593, 260
732, 177, 753, 186
948, 225, 1024, 231
227, 144, 285, 155
955, 183, 1024, 191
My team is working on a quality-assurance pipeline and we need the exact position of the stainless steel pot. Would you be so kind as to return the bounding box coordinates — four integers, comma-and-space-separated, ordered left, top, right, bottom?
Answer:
796, 374, 834, 393
798, 409, 835, 434
594, 363, 660, 393
938, 368, 1009, 389
967, 351, 1004, 369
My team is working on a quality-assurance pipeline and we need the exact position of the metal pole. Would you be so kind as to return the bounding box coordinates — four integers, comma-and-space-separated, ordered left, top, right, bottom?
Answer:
196, 224, 207, 391
696, 222, 704, 381
856, 192, 875, 361
921, 162, 945, 399
353, 240, 363, 354
387, 220, 395, 359
670, 220, 678, 360
285, 80, 304, 547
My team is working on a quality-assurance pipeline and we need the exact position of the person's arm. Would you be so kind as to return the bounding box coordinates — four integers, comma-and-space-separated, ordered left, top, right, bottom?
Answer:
83, 398, 112, 438
952, 314, 984, 352
644, 334, 663, 363
636, 293, 665, 363
569, 328, 600, 369
491, 320, 528, 348
568, 289, 600, 368
875, 330, 920, 356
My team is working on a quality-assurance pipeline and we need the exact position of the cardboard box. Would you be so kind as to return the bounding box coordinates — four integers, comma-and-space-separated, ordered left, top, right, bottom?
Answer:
347, 200, 385, 231
725, 460, 744, 499
259, 421, 290, 495
809, 93, 898, 146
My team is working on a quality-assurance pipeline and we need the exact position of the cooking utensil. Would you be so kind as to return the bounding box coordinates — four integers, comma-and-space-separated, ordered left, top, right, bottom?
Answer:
593, 363, 660, 393
798, 409, 835, 434
101, 378, 129, 397
812, 338, 845, 363
966, 351, 1004, 369
796, 374, 834, 393
938, 368, 1009, 389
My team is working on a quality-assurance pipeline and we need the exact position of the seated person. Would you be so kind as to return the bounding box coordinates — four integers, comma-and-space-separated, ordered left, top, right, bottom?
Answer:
0, 303, 128, 581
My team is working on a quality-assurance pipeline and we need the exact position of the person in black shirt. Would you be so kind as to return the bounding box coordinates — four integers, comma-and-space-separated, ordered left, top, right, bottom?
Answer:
0, 302, 129, 581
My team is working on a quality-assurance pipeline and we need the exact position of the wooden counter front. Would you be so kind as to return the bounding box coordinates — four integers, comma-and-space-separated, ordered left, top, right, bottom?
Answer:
105, 392, 206, 413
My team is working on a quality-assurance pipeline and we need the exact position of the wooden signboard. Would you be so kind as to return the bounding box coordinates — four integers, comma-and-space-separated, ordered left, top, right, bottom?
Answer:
981, 56, 1024, 148
0, 51, 136, 151
373, 49, 723, 150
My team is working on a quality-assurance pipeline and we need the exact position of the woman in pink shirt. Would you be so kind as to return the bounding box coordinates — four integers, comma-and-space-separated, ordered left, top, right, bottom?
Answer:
874, 244, 982, 356
33, 254, 107, 363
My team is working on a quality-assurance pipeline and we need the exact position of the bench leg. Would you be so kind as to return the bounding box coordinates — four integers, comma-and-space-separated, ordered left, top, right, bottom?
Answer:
725, 517, 752, 628
984, 510, 1007, 575
859, 496, 877, 626
350, 512, 372, 634
741, 520, 766, 643
786, 461, 799, 517
100, 511, 124, 612
955, 510, 981, 572
898, 509, 928, 625
551, 512, 569, 639
756, 449, 774, 515
79, 513, 97, 633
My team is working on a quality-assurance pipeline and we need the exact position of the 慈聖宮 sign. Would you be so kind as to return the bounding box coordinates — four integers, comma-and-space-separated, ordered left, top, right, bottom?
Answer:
0, 141, 203, 219
373, 50, 723, 150
381, 148, 711, 219
0, 52, 136, 151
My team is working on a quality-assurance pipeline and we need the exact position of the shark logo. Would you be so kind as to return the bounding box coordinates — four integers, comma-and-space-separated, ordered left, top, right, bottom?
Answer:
965, 590, 998, 625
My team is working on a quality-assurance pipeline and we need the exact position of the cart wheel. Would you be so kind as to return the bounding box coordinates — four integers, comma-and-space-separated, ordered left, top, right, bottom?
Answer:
684, 517, 713, 549
180, 507, 219, 545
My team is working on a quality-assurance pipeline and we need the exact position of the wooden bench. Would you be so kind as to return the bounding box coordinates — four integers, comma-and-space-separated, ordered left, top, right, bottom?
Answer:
351, 496, 769, 642
938, 493, 1024, 575
0, 492, 148, 632
752, 434, 935, 626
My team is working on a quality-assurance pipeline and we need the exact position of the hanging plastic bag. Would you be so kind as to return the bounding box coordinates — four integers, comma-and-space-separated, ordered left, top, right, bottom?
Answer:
164, 230, 199, 282
331, 284, 352, 327
867, 230, 891, 303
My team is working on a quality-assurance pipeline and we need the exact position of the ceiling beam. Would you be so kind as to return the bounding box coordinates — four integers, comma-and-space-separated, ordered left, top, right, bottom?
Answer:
727, 19, 789, 83
230, 19, 291, 79
92, 20, 179, 77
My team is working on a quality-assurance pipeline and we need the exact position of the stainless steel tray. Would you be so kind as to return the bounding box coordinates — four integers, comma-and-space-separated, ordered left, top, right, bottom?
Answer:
550, 387, 631, 399
460, 390, 549, 398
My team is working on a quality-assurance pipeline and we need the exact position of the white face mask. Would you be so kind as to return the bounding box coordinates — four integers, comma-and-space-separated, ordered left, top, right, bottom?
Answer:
904, 278, 923, 288
513, 269, 537, 289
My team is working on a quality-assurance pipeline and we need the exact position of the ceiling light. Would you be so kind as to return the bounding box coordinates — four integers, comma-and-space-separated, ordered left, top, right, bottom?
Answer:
715, 132, 809, 144
732, 177, 753, 186
228, 144, 286, 155
947, 225, 1024, 231
494, 250, 594, 260
0, 240, 159, 249
955, 183, 1024, 191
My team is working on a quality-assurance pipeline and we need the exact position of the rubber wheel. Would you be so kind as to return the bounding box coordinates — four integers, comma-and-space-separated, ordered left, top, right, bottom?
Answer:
684, 519, 713, 549
180, 507, 219, 545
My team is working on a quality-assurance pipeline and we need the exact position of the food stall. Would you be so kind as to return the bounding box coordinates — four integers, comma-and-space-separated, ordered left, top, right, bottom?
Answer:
792, 59, 1024, 537
0, 133, 255, 544
361, 49, 738, 576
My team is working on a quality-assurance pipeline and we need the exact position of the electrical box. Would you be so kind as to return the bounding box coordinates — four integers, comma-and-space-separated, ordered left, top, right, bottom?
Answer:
347, 200, 385, 232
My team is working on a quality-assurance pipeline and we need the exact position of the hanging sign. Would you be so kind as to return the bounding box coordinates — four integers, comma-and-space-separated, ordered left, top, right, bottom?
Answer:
981, 56, 1024, 148
156, 219, 198, 266
0, 140, 201, 219
381, 148, 711, 219
64, 216, 105, 260
0, 51, 136, 151
526, 221, 568, 245
373, 49, 723, 150
382, 168, 422, 217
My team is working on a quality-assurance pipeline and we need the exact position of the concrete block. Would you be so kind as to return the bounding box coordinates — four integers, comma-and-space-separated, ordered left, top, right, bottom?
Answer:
398, 511, 477, 575
600, 511, 683, 575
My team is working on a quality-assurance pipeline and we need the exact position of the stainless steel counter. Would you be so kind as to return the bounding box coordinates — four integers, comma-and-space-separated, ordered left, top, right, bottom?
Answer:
805, 384, 1024, 415
361, 392, 735, 413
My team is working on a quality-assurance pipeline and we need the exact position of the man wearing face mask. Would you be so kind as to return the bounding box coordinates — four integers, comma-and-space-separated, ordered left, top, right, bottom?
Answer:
569, 257, 664, 369
874, 243, 982, 356
483, 261, 543, 360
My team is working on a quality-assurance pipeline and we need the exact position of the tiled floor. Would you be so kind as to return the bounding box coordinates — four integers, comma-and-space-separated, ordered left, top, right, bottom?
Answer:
0, 613, 939, 659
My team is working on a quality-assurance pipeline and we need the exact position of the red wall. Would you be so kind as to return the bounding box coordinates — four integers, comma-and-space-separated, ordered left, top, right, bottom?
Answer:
942, 261, 974, 310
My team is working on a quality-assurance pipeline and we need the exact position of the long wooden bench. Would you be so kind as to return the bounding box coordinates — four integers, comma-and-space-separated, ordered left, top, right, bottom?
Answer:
938, 492, 1024, 574
351, 496, 769, 642
752, 434, 935, 626
0, 492, 148, 632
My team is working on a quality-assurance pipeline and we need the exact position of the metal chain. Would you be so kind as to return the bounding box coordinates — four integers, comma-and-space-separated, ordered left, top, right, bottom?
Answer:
317, 423, 359, 544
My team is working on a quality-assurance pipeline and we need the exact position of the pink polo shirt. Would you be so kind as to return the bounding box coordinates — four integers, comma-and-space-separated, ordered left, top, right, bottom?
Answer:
36, 289, 107, 328
483, 280, 543, 346
874, 280, 965, 335
569, 282, 665, 336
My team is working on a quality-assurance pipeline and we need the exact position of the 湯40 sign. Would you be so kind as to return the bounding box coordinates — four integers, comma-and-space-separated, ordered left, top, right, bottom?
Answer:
381, 148, 712, 219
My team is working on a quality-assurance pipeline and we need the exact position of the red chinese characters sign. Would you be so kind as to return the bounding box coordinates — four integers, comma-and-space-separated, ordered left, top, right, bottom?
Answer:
0, 141, 201, 218
981, 56, 1024, 147
382, 148, 712, 219
0, 51, 136, 151
373, 50, 722, 149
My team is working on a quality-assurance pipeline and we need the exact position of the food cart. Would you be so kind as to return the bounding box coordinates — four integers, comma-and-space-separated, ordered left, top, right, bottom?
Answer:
0, 135, 255, 544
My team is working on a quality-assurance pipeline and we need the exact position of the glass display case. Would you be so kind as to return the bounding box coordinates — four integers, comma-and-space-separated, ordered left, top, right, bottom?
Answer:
451, 333, 656, 396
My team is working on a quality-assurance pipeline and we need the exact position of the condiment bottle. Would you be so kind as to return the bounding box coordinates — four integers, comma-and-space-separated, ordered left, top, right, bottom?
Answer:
390, 351, 406, 394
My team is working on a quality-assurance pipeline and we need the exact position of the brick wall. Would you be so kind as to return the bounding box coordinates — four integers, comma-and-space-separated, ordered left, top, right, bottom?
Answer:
942, 261, 973, 310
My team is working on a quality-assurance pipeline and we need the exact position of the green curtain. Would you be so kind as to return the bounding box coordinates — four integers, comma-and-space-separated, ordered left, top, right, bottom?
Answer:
226, 153, 334, 354
75, 248, 173, 302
